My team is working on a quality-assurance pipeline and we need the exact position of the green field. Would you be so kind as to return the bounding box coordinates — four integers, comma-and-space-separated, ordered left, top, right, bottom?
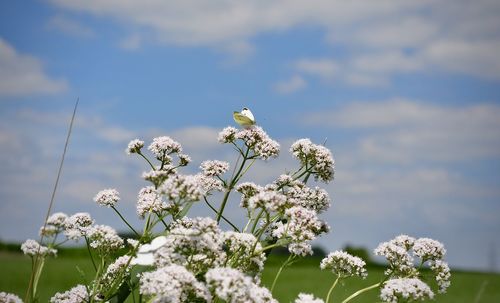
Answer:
1, 252, 499, 302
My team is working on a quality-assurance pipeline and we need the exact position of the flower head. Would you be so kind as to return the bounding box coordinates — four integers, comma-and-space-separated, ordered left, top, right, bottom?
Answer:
413, 238, 446, 261
21, 239, 56, 257
200, 160, 230, 177
218, 126, 238, 143
136, 186, 171, 218
126, 139, 144, 154
430, 260, 451, 293
380, 278, 434, 303
148, 136, 182, 162
40, 212, 68, 236
50, 285, 89, 303
140, 264, 211, 303
290, 139, 334, 182
64, 212, 93, 240
320, 250, 367, 278
0, 292, 23, 303
87, 225, 124, 255
294, 293, 324, 303
93, 188, 120, 207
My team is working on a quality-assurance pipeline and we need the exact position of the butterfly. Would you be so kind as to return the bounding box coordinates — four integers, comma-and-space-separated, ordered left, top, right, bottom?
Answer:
233, 107, 256, 128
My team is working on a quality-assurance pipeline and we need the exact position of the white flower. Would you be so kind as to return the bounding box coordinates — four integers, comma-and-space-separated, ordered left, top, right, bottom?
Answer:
374, 241, 415, 276
391, 235, 416, 250
40, 212, 68, 236
142, 166, 176, 186
148, 136, 182, 162
131, 236, 168, 266
280, 178, 331, 213
430, 260, 451, 293
93, 188, 120, 207
100, 256, 132, 288
200, 160, 229, 177
380, 278, 434, 303
50, 285, 89, 303
320, 251, 367, 278
64, 212, 93, 240
159, 174, 204, 202
126, 139, 144, 154
218, 126, 238, 143
21, 239, 56, 256
294, 293, 324, 303
178, 153, 191, 166
235, 126, 280, 160
206, 267, 277, 303
290, 139, 334, 182
140, 264, 210, 302
0, 292, 23, 303
413, 238, 446, 261
87, 225, 124, 254
195, 173, 224, 193
247, 190, 287, 212
222, 231, 266, 276
136, 186, 170, 218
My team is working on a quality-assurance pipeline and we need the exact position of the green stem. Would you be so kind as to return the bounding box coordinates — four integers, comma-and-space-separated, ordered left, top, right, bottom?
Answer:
138, 151, 155, 170
271, 255, 293, 293
217, 146, 249, 223
85, 237, 97, 272
250, 209, 265, 234
204, 197, 239, 231
325, 276, 340, 303
341, 282, 380, 303
112, 206, 140, 237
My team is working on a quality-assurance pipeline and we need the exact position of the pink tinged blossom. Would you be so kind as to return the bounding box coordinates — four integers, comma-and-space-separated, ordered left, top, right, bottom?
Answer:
290, 138, 335, 182
380, 278, 434, 303
140, 264, 211, 302
218, 126, 238, 143
320, 250, 367, 278
136, 186, 170, 218
126, 139, 144, 154
247, 190, 287, 212
0, 292, 23, 303
148, 136, 182, 162
101, 256, 132, 287
21, 239, 57, 256
87, 225, 124, 254
206, 267, 277, 303
430, 260, 451, 293
159, 174, 205, 202
40, 212, 68, 236
235, 126, 280, 160
413, 238, 446, 261
64, 212, 93, 240
200, 160, 230, 177
93, 188, 120, 207
50, 285, 89, 303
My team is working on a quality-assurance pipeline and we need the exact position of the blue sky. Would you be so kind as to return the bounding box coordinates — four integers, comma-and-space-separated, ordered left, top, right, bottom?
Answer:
1, 0, 500, 272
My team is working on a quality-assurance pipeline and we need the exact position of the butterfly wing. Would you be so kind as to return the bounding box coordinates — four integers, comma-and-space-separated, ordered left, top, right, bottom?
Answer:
233, 112, 255, 127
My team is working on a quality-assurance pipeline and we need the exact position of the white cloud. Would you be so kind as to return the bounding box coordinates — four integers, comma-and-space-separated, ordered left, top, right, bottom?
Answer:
0, 38, 68, 97
273, 75, 307, 94
304, 99, 500, 162
119, 34, 142, 50
295, 58, 338, 81
47, 15, 95, 38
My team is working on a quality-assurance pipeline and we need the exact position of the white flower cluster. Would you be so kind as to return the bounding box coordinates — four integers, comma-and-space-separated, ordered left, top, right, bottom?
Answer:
100, 255, 132, 288
294, 293, 325, 303
21, 239, 56, 257
154, 217, 225, 274
248, 190, 288, 212
140, 264, 211, 303
93, 188, 120, 207
206, 267, 277, 303
126, 139, 144, 154
63, 212, 93, 240
413, 238, 446, 261
218, 126, 280, 160
148, 136, 182, 163
0, 292, 23, 303
50, 285, 89, 303
159, 174, 205, 203
374, 235, 450, 295
40, 212, 68, 236
275, 175, 330, 213
290, 139, 335, 182
195, 173, 224, 193
430, 260, 451, 293
87, 225, 124, 254
142, 165, 176, 186
272, 206, 329, 256
222, 231, 266, 278
320, 250, 367, 278
136, 186, 170, 218
200, 160, 229, 177
380, 278, 434, 303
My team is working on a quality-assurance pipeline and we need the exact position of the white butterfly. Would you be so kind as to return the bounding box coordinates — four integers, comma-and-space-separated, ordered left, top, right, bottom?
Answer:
233, 107, 256, 128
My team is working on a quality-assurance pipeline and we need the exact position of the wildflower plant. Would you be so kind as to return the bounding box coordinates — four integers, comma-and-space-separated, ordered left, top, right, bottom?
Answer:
5, 111, 452, 303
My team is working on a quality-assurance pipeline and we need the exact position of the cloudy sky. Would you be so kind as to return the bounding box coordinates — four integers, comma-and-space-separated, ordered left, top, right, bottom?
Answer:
1, 0, 499, 272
